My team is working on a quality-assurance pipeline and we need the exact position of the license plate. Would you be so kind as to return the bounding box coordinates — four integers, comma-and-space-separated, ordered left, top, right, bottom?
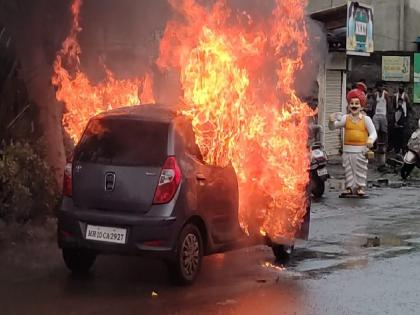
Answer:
317, 168, 328, 176
85, 225, 127, 244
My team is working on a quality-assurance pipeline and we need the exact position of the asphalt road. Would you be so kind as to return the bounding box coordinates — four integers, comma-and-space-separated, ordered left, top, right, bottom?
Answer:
1, 184, 420, 315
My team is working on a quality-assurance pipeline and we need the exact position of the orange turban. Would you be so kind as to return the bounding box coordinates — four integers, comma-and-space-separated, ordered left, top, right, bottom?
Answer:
347, 88, 367, 107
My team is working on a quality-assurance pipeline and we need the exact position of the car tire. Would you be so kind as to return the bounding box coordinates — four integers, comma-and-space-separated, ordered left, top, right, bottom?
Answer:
62, 248, 96, 274
169, 224, 203, 285
272, 244, 294, 262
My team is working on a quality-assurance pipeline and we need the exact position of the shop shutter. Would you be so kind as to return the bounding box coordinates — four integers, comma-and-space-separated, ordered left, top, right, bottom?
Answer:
324, 70, 343, 156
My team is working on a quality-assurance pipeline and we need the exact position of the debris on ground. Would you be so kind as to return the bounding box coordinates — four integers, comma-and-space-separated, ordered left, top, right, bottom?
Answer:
363, 237, 381, 248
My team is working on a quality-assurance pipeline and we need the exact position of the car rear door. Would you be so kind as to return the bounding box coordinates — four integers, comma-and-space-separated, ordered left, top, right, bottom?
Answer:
203, 164, 239, 243
72, 118, 169, 214
175, 118, 239, 243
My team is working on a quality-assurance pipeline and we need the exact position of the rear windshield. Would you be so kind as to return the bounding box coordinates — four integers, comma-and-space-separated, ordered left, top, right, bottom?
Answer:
74, 118, 168, 166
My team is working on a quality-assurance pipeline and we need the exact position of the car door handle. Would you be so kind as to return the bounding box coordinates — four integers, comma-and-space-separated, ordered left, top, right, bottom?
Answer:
196, 173, 206, 180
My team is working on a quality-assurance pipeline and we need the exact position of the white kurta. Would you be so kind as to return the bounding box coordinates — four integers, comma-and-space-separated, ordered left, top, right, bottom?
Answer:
329, 114, 378, 189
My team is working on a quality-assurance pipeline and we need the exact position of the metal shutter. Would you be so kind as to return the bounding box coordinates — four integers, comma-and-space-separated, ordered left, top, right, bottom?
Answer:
324, 70, 343, 156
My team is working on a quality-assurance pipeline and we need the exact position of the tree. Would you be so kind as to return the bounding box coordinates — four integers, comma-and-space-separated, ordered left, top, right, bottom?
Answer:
0, 0, 71, 184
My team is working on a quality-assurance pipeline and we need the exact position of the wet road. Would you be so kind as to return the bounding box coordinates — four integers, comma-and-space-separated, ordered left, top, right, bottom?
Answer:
1, 185, 420, 314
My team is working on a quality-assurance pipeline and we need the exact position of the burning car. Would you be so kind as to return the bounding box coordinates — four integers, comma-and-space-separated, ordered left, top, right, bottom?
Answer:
57, 104, 310, 285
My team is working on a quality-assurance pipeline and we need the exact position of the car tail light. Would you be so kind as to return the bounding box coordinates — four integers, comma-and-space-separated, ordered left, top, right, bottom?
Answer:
153, 156, 181, 204
63, 161, 72, 197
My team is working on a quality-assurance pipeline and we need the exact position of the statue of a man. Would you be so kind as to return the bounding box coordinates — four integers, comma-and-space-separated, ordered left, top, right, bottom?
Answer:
329, 89, 377, 197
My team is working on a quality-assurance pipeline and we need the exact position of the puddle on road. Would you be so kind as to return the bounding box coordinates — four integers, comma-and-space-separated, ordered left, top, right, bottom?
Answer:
279, 231, 420, 279
295, 259, 344, 273
405, 237, 420, 244
371, 246, 414, 259
261, 186, 420, 281
307, 244, 347, 255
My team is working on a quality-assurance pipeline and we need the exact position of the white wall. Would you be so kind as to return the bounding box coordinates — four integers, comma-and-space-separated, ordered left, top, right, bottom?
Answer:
373, 0, 400, 51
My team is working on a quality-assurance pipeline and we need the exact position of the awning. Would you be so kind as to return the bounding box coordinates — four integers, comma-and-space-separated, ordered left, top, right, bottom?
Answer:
310, 5, 347, 30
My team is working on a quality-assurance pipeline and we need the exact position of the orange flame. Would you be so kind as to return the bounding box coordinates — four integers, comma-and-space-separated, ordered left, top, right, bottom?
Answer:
52, 0, 155, 143
53, 0, 312, 240
262, 262, 286, 271
158, 0, 311, 240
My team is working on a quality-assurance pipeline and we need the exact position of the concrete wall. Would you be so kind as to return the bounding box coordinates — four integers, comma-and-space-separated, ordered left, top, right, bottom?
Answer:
373, 0, 400, 51
307, 0, 420, 52
405, 0, 420, 51
307, 0, 372, 13
307, 0, 351, 13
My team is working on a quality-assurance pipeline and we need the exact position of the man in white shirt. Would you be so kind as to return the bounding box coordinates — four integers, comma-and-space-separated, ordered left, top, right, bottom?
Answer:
372, 82, 390, 151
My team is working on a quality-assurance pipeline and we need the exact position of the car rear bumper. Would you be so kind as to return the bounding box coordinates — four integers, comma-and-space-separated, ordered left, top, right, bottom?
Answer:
57, 197, 181, 259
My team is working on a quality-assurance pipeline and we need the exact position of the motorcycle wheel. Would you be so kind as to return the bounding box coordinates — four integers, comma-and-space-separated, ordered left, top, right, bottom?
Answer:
401, 164, 415, 180
310, 175, 325, 198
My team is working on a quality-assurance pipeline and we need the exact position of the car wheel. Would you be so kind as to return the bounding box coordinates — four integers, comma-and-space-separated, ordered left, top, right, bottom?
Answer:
62, 248, 96, 274
272, 244, 294, 262
169, 224, 203, 285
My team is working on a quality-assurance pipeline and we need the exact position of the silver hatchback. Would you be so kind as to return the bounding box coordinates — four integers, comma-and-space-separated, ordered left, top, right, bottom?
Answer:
57, 104, 309, 284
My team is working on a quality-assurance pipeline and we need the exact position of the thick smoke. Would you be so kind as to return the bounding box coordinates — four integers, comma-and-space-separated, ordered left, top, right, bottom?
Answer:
295, 17, 328, 102
78, 0, 170, 81
1, 0, 324, 186
71, 0, 325, 116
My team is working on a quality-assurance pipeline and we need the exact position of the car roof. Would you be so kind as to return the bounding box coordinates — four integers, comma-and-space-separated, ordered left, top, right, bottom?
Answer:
94, 104, 178, 123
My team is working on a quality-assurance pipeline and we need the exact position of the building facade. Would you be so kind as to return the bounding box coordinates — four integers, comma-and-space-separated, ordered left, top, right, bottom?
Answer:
308, 0, 420, 155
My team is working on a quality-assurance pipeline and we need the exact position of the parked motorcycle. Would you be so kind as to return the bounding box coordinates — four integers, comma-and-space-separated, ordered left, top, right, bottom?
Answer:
401, 119, 420, 180
309, 143, 329, 197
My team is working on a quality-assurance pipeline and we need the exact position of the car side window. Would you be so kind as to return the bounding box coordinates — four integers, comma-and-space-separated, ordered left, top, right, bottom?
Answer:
185, 124, 204, 162
175, 118, 204, 163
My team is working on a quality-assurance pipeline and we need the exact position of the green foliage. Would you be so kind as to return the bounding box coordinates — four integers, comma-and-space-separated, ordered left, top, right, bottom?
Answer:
0, 140, 59, 223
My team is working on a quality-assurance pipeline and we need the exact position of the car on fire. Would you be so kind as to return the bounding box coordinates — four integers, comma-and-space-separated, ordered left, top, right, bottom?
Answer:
57, 104, 310, 284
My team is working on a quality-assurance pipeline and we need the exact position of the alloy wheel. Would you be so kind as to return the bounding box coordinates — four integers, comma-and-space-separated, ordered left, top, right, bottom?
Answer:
181, 233, 200, 277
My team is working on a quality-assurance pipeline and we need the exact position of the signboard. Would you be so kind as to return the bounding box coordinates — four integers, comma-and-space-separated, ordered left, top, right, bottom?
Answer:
347, 1, 374, 55
415, 53, 420, 103
382, 56, 411, 82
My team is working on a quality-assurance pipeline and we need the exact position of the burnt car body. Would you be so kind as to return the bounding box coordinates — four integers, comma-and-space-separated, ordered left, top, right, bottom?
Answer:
57, 104, 310, 284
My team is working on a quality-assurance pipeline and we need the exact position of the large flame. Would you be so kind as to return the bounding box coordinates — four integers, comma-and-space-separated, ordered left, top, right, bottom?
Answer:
158, 0, 311, 239
53, 0, 312, 240
52, 0, 155, 143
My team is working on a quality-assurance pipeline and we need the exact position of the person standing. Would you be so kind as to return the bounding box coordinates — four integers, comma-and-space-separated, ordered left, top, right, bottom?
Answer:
366, 87, 376, 118
393, 85, 411, 153
329, 89, 377, 197
393, 98, 407, 154
356, 80, 367, 95
394, 85, 411, 119
356, 79, 368, 115
372, 82, 392, 152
